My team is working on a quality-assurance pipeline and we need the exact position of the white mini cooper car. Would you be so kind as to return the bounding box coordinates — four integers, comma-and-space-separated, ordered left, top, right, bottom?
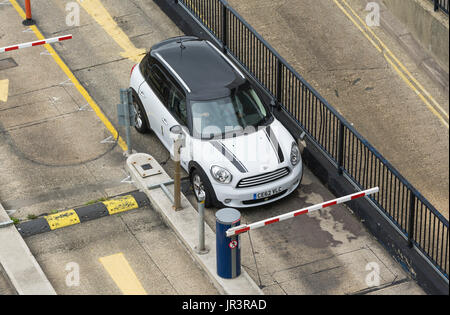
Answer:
130, 36, 303, 208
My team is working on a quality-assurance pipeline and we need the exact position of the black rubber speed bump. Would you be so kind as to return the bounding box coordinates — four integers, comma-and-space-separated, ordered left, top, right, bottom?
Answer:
17, 191, 150, 237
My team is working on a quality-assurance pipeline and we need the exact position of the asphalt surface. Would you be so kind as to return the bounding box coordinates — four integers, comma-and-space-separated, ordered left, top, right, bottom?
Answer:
0, 0, 426, 295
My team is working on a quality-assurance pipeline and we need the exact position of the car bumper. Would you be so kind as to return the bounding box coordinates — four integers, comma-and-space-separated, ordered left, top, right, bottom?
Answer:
212, 163, 303, 208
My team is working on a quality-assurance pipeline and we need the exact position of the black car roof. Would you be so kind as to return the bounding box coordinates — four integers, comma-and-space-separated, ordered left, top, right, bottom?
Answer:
150, 37, 246, 100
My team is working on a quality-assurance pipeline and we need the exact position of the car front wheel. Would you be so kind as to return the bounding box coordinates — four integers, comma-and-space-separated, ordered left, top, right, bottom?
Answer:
191, 168, 218, 208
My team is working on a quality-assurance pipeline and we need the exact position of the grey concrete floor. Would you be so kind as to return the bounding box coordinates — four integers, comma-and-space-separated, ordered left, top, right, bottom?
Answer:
187, 167, 424, 295
0, 268, 15, 295
25, 206, 218, 295
0, 0, 427, 295
0, 2, 136, 221
227, 0, 449, 218
0, 0, 216, 295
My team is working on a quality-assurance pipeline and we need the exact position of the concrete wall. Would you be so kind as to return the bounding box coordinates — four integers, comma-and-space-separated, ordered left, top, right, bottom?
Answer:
382, 0, 449, 70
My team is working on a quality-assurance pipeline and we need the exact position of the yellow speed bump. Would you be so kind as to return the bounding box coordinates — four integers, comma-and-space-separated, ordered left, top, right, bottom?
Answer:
103, 195, 139, 215
45, 209, 80, 230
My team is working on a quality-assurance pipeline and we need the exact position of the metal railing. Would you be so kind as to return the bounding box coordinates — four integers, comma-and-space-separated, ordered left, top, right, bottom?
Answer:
433, 0, 449, 14
177, 0, 449, 281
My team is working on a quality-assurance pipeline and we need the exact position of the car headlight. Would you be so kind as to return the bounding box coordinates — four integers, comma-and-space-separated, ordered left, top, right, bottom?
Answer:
290, 142, 301, 166
210, 165, 233, 184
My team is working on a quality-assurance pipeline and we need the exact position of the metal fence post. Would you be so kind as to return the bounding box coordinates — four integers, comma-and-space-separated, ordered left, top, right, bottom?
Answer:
408, 192, 417, 248
276, 59, 283, 105
117, 89, 135, 155
337, 122, 345, 175
222, 2, 228, 53
173, 143, 182, 211
125, 89, 133, 156
195, 196, 209, 254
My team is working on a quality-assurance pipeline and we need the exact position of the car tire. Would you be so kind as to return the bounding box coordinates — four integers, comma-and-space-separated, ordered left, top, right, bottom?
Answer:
191, 168, 221, 208
131, 90, 150, 134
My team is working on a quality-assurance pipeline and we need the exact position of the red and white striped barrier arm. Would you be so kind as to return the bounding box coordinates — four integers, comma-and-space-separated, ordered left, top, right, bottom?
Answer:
226, 187, 379, 237
0, 35, 72, 53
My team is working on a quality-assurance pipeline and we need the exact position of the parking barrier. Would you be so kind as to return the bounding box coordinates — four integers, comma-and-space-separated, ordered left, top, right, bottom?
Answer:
216, 208, 241, 279
226, 187, 379, 237
0, 35, 72, 53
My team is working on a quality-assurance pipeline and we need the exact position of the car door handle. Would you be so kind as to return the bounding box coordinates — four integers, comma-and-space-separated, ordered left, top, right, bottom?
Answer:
139, 90, 145, 97
161, 118, 168, 125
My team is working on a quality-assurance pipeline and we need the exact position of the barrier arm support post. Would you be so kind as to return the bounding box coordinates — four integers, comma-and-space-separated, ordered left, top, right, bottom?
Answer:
195, 195, 209, 255
226, 187, 379, 237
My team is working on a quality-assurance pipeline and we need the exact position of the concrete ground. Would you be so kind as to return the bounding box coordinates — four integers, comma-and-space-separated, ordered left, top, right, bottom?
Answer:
0, 3, 134, 221
0, 268, 15, 295
227, 0, 449, 218
25, 206, 218, 295
0, 0, 427, 295
0, 0, 217, 295
187, 168, 424, 295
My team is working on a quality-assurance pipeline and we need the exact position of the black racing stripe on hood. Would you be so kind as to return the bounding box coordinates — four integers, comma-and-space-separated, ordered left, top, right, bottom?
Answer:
265, 126, 285, 164
211, 141, 248, 173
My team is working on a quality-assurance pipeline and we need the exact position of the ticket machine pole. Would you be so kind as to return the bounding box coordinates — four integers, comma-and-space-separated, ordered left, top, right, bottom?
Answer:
170, 126, 184, 211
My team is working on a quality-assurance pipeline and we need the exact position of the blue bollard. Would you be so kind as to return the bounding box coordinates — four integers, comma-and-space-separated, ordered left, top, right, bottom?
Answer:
216, 208, 241, 279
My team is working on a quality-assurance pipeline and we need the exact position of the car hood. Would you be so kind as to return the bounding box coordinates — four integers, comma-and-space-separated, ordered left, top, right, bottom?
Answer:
194, 121, 292, 175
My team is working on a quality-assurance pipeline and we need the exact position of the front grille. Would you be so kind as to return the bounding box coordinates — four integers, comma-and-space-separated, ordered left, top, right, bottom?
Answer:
236, 168, 290, 188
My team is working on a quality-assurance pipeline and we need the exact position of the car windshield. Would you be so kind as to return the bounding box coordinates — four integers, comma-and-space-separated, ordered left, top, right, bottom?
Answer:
191, 86, 270, 139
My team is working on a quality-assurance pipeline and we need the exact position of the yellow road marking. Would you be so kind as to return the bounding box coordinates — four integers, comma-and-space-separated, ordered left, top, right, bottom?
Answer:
45, 209, 80, 230
99, 253, 147, 295
384, 54, 449, 128
340, 0, 448, 120
333, 0, 449, 129
103, 195, 139, 215
8, 0, 128, 151
0, 79, 9, 102
76, 0, 146, 63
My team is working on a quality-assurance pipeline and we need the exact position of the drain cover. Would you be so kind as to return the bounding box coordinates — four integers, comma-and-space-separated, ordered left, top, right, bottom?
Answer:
132, 158, 162, 178
0, 58, 18, 71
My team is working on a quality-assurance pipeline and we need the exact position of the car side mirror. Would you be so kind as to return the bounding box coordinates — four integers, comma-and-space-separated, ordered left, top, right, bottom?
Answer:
270, 99, 281, 111
170, 125, 183, 135
170, 125, 186, 148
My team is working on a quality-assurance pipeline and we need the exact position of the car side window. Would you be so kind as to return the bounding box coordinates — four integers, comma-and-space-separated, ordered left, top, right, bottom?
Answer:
147, 64, 170, 104
169, 85, 187, 126
140, 54, 151, 79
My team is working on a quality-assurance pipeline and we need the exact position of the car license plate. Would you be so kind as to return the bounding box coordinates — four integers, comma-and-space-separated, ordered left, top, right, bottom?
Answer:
254, 187, 283, 200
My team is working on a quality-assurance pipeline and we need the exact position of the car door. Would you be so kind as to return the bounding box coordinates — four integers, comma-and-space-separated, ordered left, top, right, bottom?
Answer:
163, 81, 189, 159
138, 62, 170, 142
